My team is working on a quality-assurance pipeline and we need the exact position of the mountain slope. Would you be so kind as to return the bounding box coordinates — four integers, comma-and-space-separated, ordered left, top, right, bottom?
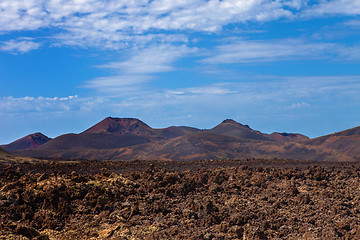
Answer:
268, 132, 310, 142
82, 117, 160, 139
10, 117, 360, 162
206, 119, 272, 141
36, 133, 150, 150
305, 126, 360, 160
154, 126, 200, 139
18, 132, 352, 162
2, 133, 51, 152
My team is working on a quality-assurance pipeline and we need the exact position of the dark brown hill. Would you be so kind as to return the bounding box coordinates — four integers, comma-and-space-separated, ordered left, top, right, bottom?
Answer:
206, 119, 272, 141
10, 117, 360, 162
36, 133, 149, 150
0, 147, 9, 155
2, 133, 51, 152
82, 117, 159, 139
305, 126, 360, 161
154, 126, 200, 139
108, 132, 345, 161
268, 132, 310, 142
82, 117, 200, 141
18, 131, 351, 161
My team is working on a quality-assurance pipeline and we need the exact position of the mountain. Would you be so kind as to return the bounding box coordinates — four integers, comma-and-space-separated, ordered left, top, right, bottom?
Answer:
83, 117, 154, 135
154, 126, 200, 139
305, 126, 360, 161
0, 147, 9, 156
206, 119, 272, 141
10, 117, 360, 162
268, 132, 309, 142
83, 117, 200, 140
2, 133, 51, 152
17, 131, 345, 161
36, 133, 150, 150
15, 118, 200, 157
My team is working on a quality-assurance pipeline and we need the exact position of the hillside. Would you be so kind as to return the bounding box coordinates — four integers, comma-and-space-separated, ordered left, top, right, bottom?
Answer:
8, 117, 360, 162
205, 119, 272, 141
305, 126, 360, 161
18, 131, 353, 162
268, 132, 310, 142
2, 132, 51, 152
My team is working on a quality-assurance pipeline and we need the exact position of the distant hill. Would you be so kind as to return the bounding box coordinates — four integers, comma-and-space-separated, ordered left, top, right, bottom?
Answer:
37, 133, 150, 150
18, 131, 347, 161
205, 119, 272, 141
305, 126, 360, 161
268, 132, 309, 142
2, 133, 51, 152
0, 146, 44, 164
9, 117, 360, 162
0, 147, 9, 155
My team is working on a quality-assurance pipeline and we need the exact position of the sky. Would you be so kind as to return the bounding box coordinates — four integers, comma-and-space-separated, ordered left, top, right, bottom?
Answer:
0, 0, 360, 144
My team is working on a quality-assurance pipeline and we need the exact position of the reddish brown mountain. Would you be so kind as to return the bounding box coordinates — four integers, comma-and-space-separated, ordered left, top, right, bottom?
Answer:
206, 119, 272, 141
268, 132, 310, 142
36, 133, 150, 151
2, 133, 51, 152
10, 117, 360, 162
83, 117, 153, 135
18, 131, 345, 161
305, 126, 360, 161
154, 126, 200, 139
21, 118, 200, 155
83, 117, 200, 140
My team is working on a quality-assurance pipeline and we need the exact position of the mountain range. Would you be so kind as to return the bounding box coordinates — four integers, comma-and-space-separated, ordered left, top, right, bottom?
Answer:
2, 117, 359, 161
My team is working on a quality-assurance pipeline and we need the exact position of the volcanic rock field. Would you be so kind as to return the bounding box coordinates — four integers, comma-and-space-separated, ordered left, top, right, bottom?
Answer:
1, 159, 360, 239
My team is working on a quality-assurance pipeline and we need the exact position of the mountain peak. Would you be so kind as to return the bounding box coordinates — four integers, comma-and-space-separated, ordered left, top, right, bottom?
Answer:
220, 119, 250, 128
83, 117, 153, 135
2, 132, 51, 152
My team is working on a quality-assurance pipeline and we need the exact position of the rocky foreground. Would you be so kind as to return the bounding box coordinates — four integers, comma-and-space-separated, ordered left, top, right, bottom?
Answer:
1, 159, 360, 239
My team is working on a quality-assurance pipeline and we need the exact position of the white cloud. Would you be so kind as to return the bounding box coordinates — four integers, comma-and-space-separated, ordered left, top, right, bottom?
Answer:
289, 102, 310, 109
0, 38, 41, 53
202, 38, 360, 63
0, 0, 299, 50
113, 75, 360, 114
85, 44, 198, 94
343, 20, 360, 28
303, 0, 360, 16
0, 95, 107, 114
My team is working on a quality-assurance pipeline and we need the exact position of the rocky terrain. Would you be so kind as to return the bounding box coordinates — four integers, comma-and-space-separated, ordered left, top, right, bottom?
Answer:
1, 159, 360, 239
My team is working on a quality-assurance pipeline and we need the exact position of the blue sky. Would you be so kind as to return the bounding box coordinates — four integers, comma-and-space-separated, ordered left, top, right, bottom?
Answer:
1, 0, 360, 144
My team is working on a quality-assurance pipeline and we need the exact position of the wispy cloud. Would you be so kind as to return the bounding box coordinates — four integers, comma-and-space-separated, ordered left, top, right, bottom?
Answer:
303, 0, 360, 17
0, 95, 107, 114
201, 38, 360, 64
85, 44, 197, 94
103, 75, 360, 114
0, 38, 41, 54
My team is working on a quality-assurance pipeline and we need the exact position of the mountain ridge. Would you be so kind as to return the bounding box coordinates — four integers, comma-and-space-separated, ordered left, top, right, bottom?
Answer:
7, 117, 360, 162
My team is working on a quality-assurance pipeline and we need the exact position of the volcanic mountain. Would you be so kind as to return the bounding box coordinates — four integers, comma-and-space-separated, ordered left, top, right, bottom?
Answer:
82, 117, 200, 140
305, 126, 360, 161
205, 119, 272, 141
14, 117, 200, 156
10, 117, 360, 162
2, 133, 51, 152
268, 132, 310, 142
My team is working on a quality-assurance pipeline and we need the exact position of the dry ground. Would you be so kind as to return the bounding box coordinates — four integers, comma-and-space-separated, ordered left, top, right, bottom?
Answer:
1, 159, 360, 239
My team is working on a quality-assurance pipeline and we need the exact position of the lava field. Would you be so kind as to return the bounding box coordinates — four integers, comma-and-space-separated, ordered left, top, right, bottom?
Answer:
1, 159, 360, 239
